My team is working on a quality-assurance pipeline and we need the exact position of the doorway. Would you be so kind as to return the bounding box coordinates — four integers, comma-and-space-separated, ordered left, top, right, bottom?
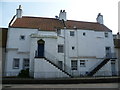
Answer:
111, 60, 116, 76
37, 39, 45, 57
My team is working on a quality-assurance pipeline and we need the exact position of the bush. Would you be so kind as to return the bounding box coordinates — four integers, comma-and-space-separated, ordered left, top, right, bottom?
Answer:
18, 68, 30, 78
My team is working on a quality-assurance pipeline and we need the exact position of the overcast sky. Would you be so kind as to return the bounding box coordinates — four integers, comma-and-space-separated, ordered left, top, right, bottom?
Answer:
0, 0, 119, 34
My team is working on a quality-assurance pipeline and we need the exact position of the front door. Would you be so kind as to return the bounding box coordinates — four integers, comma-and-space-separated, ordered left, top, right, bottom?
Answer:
37, 40, 45, 57
23, 59, 29, 70
111, 60, 116, 76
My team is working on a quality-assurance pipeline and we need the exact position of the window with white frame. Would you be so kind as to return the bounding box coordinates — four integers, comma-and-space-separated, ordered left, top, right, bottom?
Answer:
104, 32, 108, 38
23, 59, 29, 70
70, 31, 75, 36
20, 35, 25, 40
13, 58, 20, 69
58, 45, 64, 53
80, 60, 85, 67
71, 60, 77, 70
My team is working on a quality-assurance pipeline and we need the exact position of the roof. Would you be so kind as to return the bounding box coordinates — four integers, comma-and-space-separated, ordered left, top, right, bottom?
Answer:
0, 28, 8, 48
11, 16, 111, 31
11, 16, 64, 30
65, 20, 110, 31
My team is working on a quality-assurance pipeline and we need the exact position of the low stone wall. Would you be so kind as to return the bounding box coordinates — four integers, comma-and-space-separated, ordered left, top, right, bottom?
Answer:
2, 77, 119, 84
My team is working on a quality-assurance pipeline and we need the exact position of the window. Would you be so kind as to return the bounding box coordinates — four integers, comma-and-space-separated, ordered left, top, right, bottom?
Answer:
83, 32, 86, 36
72, 46, 75, 50
105, 47, 111, 57
57, 29, 61, 36
111, 60, 115, 64
71, 60, 77, 70
13, 58, 20, 69
58, 45, 64, 53
70, 31, 75, 36
23, 59, 29, 70
20, 35, 25, 40
104, 32, 108, 37
58, 61, 63, 69
106, 47, 110, 50
80, 60, 85, 67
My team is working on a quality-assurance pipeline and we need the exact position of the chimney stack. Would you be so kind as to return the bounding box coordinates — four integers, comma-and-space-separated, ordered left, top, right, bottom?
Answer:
59, 10, 67, 21
16, 5, 22, 18
96, 13, 103, 24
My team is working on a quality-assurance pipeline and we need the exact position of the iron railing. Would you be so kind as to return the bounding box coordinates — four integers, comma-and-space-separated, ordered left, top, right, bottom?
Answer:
87, 53, 117, 76
44, 51, 72, 76
105, 53, 117, 59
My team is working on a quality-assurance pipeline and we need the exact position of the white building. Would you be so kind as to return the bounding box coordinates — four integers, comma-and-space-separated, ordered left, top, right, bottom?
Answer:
5, 6, 117, 78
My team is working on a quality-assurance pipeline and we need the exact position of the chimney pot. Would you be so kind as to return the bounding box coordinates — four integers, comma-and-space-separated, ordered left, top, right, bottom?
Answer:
96, 13, 103, 24
19, 5, 21, 9
16, 5, 22, 18
59, 10, 67, 21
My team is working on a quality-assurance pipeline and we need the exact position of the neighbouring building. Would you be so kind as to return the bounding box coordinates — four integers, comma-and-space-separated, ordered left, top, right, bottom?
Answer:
0, 28, 8, 76
5, 5, 117, 78
113, 33, 120, 76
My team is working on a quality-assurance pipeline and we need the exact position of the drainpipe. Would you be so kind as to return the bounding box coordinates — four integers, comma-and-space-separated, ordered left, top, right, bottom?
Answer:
62, 19, 66, 70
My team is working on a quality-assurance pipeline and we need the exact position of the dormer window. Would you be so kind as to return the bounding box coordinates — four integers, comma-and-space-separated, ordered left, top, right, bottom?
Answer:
20, 35, 25, 40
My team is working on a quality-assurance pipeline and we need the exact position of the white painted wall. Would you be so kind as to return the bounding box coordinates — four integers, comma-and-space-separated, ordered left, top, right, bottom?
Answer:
62, 29, 114, 76
63, 29, 114, 58
29, 30, 58, 75
5, 50, 29, 76
6, 28, 37, 76
7, 28, 37, 52
5, 26, 115, 77
34, 58, 69, 78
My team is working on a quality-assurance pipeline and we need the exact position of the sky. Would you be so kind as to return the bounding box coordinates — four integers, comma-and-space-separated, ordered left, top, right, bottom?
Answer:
0, 0, 119, 34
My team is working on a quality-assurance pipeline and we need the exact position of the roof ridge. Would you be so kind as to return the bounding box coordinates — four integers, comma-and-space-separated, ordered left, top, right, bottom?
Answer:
22, 16, 98, 24
67, 20, 98, 24
22, 16, 57, 20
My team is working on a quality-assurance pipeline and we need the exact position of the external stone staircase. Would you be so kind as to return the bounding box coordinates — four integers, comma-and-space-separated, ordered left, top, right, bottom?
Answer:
87, 53, 117, 76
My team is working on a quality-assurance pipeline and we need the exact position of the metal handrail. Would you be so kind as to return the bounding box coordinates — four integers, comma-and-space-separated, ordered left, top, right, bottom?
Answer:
105, 53, 117, 59
44, 51, 72, 76
87, 53, 117, 75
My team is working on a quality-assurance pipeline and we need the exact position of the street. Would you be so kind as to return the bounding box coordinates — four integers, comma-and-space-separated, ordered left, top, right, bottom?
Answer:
3, 83, 120, 88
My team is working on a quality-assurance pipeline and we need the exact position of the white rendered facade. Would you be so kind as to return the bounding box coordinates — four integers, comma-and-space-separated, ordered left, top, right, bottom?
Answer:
4, 7, 117, 78
5, 27, 116, 78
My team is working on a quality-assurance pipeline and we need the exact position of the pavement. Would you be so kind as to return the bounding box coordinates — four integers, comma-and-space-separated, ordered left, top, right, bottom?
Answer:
2, 83, 120, 88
